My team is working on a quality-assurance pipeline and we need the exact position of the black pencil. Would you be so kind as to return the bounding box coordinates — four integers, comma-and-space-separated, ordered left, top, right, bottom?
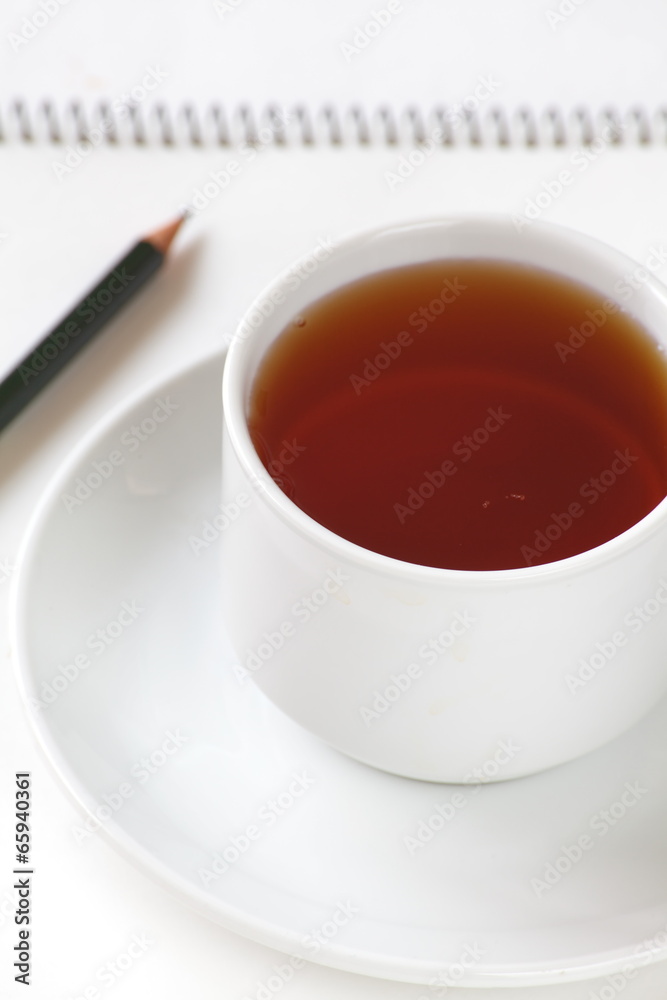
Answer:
0, 213, 187, 434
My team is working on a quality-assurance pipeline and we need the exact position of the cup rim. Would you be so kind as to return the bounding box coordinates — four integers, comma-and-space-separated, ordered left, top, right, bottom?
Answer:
223, 214, 667, 583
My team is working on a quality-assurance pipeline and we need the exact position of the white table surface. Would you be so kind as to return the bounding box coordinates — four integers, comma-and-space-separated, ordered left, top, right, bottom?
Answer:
0, 0, 666, 114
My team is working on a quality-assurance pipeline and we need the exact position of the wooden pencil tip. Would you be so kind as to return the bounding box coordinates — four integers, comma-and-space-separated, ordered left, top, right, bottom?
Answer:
144, 212, 189, 255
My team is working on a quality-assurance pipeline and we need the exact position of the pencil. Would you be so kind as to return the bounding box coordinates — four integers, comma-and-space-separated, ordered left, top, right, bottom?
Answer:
0, 213, 187, 434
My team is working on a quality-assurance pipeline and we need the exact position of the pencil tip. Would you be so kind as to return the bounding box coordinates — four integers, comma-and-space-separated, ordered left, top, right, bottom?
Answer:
145, 212, 189, 255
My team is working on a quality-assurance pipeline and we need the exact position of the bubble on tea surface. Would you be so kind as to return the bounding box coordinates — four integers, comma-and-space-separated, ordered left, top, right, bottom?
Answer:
294, 316, 306, 327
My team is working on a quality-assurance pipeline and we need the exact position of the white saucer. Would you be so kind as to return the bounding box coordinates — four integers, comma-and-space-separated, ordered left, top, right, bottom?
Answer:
10, 353, 667, 988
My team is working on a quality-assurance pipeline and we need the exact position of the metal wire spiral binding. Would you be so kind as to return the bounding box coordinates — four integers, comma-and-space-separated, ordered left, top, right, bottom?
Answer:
1, 98, 666, 147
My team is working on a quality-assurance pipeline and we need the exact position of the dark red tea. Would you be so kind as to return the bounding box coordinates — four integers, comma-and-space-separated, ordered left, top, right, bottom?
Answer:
248, 261, 667, 570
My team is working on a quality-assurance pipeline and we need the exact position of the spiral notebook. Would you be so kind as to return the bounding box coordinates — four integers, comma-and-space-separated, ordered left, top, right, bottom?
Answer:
2, 99, 667, 383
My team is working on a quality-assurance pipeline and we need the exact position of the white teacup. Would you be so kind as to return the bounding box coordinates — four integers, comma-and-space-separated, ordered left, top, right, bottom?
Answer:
220, 217, 667, 783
